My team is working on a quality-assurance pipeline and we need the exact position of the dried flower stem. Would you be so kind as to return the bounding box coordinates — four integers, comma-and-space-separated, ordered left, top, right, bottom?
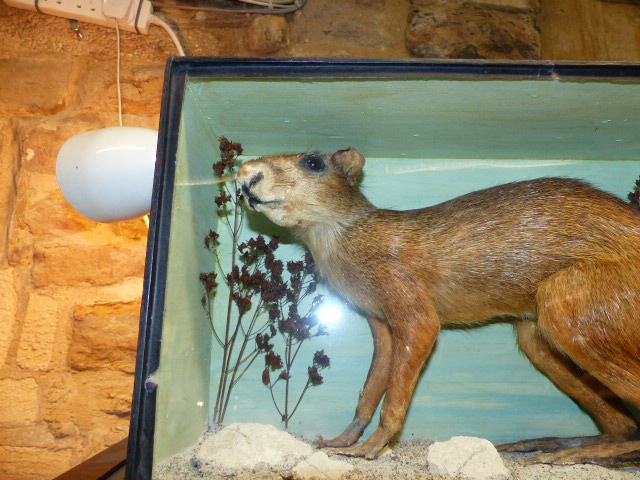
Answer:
203, 137, 330, 429
213, 192, 242, 425
260, 266, 330, 430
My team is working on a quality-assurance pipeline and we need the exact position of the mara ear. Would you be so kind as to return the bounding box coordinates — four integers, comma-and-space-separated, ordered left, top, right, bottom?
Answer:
330, 148, 365, 186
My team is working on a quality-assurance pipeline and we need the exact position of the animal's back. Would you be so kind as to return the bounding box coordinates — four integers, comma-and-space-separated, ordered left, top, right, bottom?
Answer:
340, 177, 640, 323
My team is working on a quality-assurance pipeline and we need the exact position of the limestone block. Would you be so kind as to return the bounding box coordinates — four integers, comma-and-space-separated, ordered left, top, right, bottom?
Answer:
196, 423, 314, 470
64, 56, 163, 117
78, 217, 150, 250
288, 0, 410, 58
246, 15, 289, 55
13, 167, 95, 239
427, 436, 511, 480
6, 222, 33, 266
0, 53, 73, 115
119, 64, 165, 117
0, 268, 18, 366
32, 244, 146, 287
68, 301, 140, 373
23, 181, 96, 238
16, 293, 59, 371
42, 370, 133, 444
0, 445, 74, 480
0, 118, 19, 264
20, 126, 60, 175
0, 378, 39, 426
0, 424, 58, 448
406, 0, 541, 59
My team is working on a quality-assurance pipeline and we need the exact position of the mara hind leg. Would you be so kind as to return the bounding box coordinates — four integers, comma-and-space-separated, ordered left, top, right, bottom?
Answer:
518, 260, 640, 465
320, 316, 393, 448
499, 319, 638, 457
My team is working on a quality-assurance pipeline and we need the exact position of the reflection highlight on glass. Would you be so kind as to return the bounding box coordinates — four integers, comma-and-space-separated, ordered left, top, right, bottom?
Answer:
316, 301, 346, 327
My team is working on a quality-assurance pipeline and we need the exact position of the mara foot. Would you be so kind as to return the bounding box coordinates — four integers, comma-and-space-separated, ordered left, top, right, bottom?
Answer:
316, 419, 368, 449
330, 428, 395, 459
499, 435, 640, 467
331, 441, 386, 460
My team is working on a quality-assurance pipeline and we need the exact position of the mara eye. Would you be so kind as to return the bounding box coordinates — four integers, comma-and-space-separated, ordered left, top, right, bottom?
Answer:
301, 154, 326, 173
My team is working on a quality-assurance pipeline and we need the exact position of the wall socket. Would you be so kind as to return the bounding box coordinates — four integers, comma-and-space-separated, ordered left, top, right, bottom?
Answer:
3, 0, 152, 33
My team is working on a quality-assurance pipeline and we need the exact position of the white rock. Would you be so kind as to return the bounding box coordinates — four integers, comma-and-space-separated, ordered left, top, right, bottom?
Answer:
293, 451, 354, 480
196, 423, 314, 469
427, 436, 511, 480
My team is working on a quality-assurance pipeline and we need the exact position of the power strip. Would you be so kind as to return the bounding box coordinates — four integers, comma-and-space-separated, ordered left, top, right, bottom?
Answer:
3, 0, 153, 34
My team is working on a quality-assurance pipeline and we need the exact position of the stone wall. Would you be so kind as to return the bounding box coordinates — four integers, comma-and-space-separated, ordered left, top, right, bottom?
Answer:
0, 51, 158, 480
0, 6, 178, 478
1, 1, 640, 479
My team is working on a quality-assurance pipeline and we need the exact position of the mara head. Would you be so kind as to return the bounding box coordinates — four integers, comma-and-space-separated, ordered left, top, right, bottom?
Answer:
236, 148, 369, 230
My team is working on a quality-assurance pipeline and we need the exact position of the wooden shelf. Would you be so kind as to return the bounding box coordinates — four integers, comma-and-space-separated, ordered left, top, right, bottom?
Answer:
53, 438, 127, 480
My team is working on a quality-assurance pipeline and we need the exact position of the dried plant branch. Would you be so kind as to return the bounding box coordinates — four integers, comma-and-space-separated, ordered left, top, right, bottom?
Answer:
201, 137, 330, 428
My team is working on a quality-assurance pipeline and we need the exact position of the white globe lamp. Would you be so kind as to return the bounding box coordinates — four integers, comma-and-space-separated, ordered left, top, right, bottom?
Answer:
56, 126, 158, 223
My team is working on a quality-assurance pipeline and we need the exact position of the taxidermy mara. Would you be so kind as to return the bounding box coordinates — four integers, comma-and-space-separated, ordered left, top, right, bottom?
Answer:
237, 148, 640, 466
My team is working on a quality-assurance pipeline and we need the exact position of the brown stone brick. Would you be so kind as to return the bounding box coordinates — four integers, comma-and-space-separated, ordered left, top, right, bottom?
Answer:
0, 268, 18, 366
246, 15, 289, 56
15, 293, 59, 371
32, 243, 146, 287
0, 118, 19, 265
120, 64, 165, 117
20, 127, 60, 176
0, 378, 39, 426
18, 170, 96, 238
0, 445, 73, 480
6, 222, 33, 266
0, 53, 73, 115
62, 56, 163, 118
20, 124, 94, 176
43, 370, 133, 443
0, 424, 57, 448
406, 0, 541, 59
69, 301, 140, 373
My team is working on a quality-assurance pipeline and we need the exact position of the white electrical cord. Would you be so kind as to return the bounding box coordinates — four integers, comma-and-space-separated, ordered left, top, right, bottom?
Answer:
111, 13, 184, 129
115, 19, 123, 127
150, 14, 186, 56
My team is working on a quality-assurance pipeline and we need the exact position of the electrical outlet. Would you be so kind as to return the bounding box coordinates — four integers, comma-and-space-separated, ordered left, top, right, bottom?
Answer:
3, 0, 152, 34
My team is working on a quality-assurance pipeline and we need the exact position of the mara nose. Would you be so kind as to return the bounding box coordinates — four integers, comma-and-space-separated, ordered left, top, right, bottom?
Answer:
237, 161, 263, 186
237, 161, 265, 202
241, 172, 264, 199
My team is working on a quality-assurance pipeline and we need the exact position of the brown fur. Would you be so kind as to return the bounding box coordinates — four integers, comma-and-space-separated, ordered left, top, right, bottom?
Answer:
237, 149, 640, 464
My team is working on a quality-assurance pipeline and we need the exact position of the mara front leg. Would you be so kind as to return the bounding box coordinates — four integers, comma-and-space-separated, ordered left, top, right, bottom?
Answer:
320, 316, 393, 448
335, 306, 440, 459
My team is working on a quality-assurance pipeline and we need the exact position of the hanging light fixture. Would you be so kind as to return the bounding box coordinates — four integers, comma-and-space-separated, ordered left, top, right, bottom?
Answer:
6, 0, 188, 223
56, 126, 158, 223
45, 0, 183, 224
